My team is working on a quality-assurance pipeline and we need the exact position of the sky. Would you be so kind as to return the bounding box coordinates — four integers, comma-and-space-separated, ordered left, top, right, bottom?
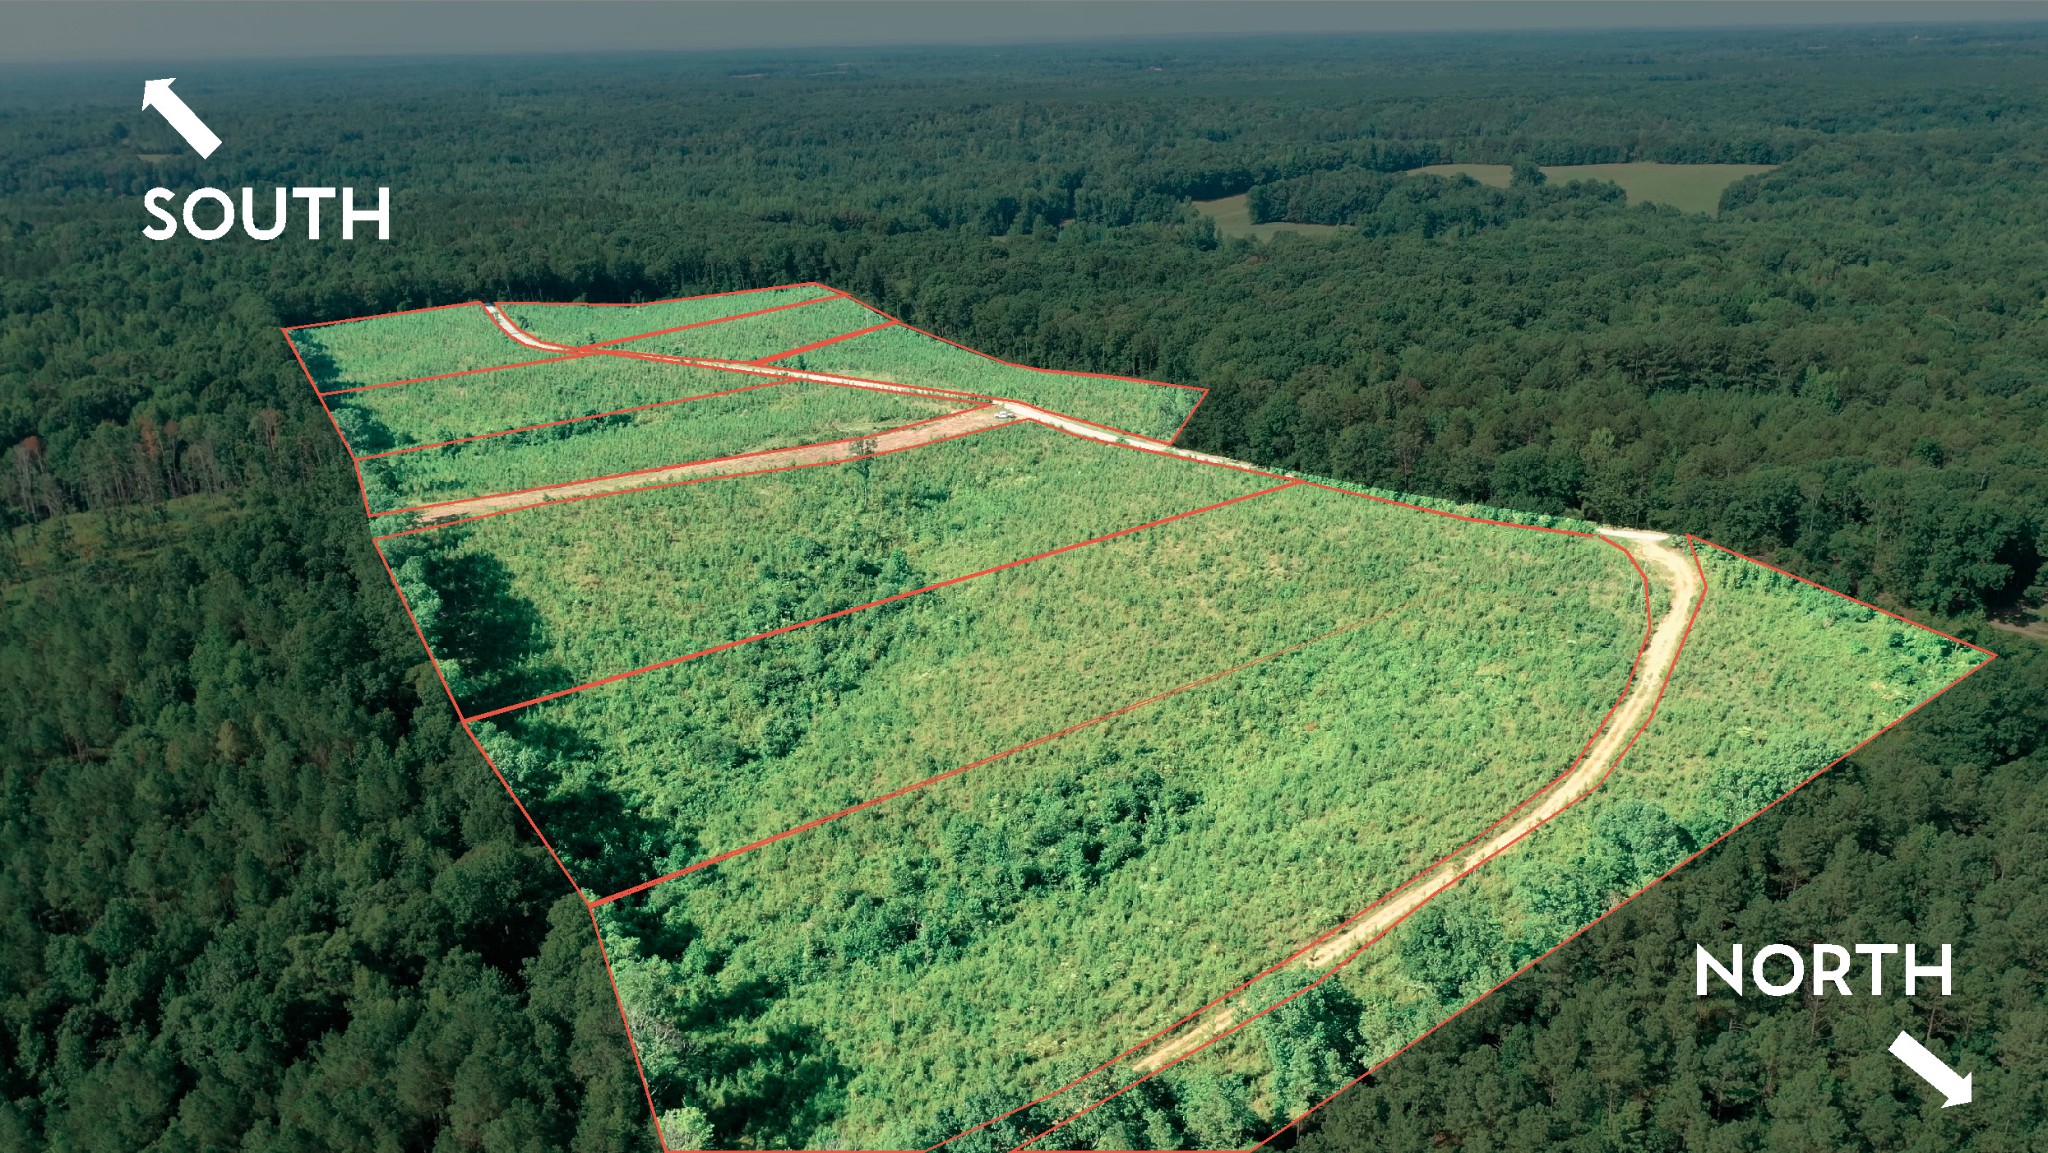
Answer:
8, 1, 2048, 65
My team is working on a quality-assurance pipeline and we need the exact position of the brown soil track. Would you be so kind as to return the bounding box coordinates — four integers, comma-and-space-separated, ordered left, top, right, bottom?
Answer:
407, 406, 1017, 527
1120, 530, 1702, 1077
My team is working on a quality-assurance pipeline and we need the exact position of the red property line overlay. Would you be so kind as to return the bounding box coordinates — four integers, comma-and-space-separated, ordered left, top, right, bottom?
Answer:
751, 319, 897, 364
834, 292, 1213, 448
370, 407, 1008, 535
990, 535, 1699, 1153
592, 607, 1410, 909
1249, 541, 1998, 1150
1004, 535, 1998, 1153
290, 291, 1992, 1151
352, 376, 795, 462
300, 288, 840, 396
921, 520, 1659, 1153
577, 290, 847, 349
457, 481, 1300, 724
490, 282, 1206, 448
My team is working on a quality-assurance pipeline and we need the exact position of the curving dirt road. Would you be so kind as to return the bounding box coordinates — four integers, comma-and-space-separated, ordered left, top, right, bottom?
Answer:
1127, 529, 1701, 1075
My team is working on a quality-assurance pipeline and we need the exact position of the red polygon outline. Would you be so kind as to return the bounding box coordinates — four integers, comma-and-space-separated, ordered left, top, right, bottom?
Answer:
294, 288, 1991, 1153
320, 351, 596, 398
919, 521, 1659, 1153
574, 290, 846, 349
494, 281, 834, 311
291, 282, 1210, 450
1246, 536, 1997, 1150
369, 407, 1009, 531
285, 317, 991, 523
679, 352, 1196, 450
282, 299, 475, 331
537, 283, 1209, 446
750, 319, 899, 364
457, 481, 1299, 722
353, 377, 795, 462
988, 534, 1995, 1153
591, 606, 1413, 909
980, 535, 1695, 1153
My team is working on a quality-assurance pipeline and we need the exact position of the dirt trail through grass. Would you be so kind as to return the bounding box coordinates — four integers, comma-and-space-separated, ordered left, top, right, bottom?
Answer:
407, 406, 1017, 526
1123, 529, 1700, 1076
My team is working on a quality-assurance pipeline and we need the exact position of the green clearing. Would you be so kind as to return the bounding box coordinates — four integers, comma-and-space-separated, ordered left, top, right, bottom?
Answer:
288, 304, 540, 391
1192, 194, 1352, 240
1407, 162, 1777, 214
782, 322, 1202, 441
570, 481, 1644, 1149
470, 477, 1641, 883
499, 286, 837, 347
610, 294, 888, 361
1053, 539, 1989, 1152
326, 355, 816, 457
359, 381, 963, 515
386, 423, 1279, 716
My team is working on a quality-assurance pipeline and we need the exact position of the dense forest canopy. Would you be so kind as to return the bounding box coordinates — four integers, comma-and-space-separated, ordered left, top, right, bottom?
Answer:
1, 23, 2044, 1151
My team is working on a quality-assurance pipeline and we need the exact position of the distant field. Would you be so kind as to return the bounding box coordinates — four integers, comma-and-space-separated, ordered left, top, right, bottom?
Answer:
500, 286, 838, 346
1193, 193, 1352, 240
1407, 162, 1776, 214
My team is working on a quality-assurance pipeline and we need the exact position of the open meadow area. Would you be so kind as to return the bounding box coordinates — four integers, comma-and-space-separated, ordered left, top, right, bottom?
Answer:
1406, 162, 1776, 213
8, 25, 2043, 1153
293, 294, 1987, 1149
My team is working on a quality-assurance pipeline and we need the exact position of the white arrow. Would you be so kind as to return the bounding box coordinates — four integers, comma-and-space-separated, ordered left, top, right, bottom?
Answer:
1889, 1031, 1973, 1107
141, 78, 221, 159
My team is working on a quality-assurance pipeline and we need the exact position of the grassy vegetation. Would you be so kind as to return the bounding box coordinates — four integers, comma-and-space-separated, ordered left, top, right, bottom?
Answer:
611, 295, 887, 361
560, 481, 1644, 1149
1406, 162, 1777, 213
287, 304, 542, 391
1084, 538, 1990, 1150
359, 381, 964, 514
385, 423, 1279, 715
500, 286, 837, 347
784, 323, 1201, 441
1192, 195, 1352, 241
326, 355, 818, 457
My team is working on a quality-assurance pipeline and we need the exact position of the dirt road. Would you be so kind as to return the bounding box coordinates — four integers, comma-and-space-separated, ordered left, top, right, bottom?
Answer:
1127, 529, 1701, 1074
407, 406, 1017, 526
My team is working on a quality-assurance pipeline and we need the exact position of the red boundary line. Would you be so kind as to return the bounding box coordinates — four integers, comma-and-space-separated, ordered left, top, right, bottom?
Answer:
581, 291, 848, 349
282, 299, 475, 331
459, 482, 1300, 722
995, 535, 1702, 1153
495, 281, 833, 310
296, 280, 1209, 449
1250, 536, 1996, 1149
367, 406, 1002, 529
294, 285, 1994, 1152
317, 351, 596, 398
591, 608, 1406, 909
922, 523, 1658, 1153
749, 319, 898, 364
352, 377, 795, 462
678, 351, 1202, 450
1003, 534, 1995, 1153
837, 293, 1208, 396
1690, 538, 1996, 655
